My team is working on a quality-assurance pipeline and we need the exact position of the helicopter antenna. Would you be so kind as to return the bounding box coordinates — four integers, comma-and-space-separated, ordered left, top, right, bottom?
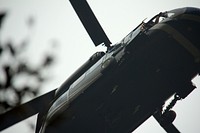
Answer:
69, 0, 111, 48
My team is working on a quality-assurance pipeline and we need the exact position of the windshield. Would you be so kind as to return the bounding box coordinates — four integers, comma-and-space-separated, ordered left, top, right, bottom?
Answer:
119, 22, 144, 45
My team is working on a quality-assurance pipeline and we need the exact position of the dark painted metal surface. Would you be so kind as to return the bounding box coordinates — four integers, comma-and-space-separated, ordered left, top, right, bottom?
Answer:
39, 7, 200, 133
0, 6, 200, 133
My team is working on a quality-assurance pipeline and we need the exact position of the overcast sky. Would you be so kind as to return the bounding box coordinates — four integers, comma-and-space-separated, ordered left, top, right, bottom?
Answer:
0, 0, 200, 133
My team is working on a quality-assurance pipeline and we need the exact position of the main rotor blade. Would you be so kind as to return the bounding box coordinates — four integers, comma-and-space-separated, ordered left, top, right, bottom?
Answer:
69, 0, 111, 47
0, 89, 56, 131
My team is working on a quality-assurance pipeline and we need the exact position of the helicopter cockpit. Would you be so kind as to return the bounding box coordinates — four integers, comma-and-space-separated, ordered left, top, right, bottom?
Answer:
118, 7, 198, 48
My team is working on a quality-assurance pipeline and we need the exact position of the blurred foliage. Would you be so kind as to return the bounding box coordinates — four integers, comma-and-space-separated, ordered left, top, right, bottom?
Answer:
0, 12, 56, 114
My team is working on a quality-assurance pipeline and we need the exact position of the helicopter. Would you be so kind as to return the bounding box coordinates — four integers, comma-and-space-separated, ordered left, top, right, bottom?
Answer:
0, 0, 200, 132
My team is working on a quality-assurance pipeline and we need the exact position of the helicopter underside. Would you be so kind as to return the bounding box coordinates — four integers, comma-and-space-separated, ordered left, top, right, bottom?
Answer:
44, 17, 200, 133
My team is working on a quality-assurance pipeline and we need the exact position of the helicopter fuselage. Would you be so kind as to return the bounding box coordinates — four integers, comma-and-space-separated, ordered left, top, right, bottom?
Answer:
39, 7, 200, 133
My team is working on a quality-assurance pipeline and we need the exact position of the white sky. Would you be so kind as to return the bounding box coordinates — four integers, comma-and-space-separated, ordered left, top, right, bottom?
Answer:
0, 0, 200, 133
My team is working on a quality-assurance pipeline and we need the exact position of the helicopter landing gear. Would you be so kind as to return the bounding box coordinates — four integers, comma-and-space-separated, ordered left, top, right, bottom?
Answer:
153, 94, 181, 133
160, 110, 177, 127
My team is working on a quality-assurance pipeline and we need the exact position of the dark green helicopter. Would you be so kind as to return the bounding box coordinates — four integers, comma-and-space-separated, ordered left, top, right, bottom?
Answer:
1, 0, 200, 133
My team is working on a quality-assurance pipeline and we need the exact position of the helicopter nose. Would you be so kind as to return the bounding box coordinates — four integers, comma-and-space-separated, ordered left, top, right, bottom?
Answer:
184, 7, 200, 15
172, 8, 200, 63
155, 7, 200, 64
167, 7, 200, 50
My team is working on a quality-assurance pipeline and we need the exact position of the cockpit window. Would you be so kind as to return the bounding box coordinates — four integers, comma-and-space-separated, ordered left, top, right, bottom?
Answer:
148, 12, 168, 24
167, 12, 175, 18
119, 23, 143, 45
142, 12, 170, 30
